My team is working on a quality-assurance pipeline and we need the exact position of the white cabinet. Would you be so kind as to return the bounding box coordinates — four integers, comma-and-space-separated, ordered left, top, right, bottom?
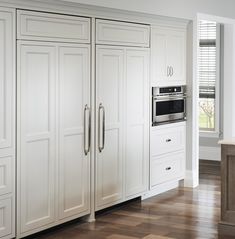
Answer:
151, 152, 185, 187
150, 122, 186, 189
0, 7, 15, 239
0, 10, 14, 150
96, 19, 150, 47
17, 42, 57, 232
95, 45, 149, 210
95, 20, 150, 211
17, 10, 90, 43
151, 124, 185, 156
151, 26, 186, 86
17, 41, 91, 235
58, 45, 90, 219
96, 47, 124, 209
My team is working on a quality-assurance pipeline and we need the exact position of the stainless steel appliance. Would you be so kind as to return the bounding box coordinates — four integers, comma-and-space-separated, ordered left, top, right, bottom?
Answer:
152, 86, 186, 125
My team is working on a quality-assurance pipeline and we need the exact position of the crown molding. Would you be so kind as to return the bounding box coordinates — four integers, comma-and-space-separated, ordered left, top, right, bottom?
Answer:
0, 0, 190, 27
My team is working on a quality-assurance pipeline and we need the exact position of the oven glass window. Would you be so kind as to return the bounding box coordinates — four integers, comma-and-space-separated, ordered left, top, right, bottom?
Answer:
155, 99, 184, 116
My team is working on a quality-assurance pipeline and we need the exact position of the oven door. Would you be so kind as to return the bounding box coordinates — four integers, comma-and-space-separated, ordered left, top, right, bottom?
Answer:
152, 96, 186, 124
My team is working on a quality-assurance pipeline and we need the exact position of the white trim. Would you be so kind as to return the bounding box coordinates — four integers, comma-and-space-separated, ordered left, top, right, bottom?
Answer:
199, 146, 221, 161
215, 23, 221, 135
184, 170, 199, 188
141, 180, 179, 200
0, 0, 189, 28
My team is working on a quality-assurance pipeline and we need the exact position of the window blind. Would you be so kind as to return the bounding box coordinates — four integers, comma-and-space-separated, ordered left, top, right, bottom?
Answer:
199, 20, 217, 99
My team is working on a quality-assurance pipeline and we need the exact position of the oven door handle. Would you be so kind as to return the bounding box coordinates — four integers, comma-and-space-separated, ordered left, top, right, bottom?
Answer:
154, 96, 186, 102
153, 94, 186, 99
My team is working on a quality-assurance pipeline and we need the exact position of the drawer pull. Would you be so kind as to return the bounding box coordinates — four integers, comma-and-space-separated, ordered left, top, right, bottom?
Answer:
166, 139, 172, 142
165, 167, 171, 171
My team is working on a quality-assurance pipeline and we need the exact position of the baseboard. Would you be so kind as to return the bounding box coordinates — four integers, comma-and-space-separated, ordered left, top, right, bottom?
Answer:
184, 170, 199, 188
199, 146, 221, 161
141, 180, 179, 200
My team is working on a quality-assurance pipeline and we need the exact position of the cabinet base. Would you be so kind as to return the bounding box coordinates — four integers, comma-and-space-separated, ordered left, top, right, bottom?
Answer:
141, 179, 182, 200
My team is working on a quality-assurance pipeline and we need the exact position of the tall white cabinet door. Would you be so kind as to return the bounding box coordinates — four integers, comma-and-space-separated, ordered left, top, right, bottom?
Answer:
167, 30, 186, 84
125, 49, 149, 198
58, 45, 90, 219
18, 42, 56, 233
96, 47, 124, 210
0, 9, 14, 151
151, 28, 168, 86
0, 9, 14, 196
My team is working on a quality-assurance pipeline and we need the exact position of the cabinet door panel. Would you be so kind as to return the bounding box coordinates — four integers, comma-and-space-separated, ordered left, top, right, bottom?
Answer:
18, 43, 56, 233
151, 26, 186, 86
0, 156, 12, 196
0, 10, 14, 149
17, 10, 90, 43
96, 47, 124, 210
167, 30, 185, 84
96, 19, 150, 47
58, 45, 90, 219
125, 49, 149, 197
151, 28, 167, 86
0, 198, 11, 237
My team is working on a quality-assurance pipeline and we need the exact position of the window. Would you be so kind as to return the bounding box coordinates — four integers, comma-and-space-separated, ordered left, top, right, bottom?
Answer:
198, 20, 220, 132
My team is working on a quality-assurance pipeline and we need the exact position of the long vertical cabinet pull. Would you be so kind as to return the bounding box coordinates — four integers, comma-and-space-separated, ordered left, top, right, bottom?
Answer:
98, 103, 105, 152
84, 104, 91, 155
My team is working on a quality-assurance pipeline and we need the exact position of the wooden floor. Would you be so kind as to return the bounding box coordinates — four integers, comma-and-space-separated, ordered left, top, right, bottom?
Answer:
27, 161, 235, 239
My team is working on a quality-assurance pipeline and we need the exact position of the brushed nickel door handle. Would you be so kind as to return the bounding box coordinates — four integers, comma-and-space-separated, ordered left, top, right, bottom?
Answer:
84, 104, 90, 155
98, 103, 105, 153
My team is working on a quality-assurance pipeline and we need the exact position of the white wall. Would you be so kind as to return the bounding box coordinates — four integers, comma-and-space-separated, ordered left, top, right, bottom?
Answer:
59, 0, 235, 20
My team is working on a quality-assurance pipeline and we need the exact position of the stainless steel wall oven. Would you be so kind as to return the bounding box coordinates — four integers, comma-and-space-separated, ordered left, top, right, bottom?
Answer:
152, 86, 186, 125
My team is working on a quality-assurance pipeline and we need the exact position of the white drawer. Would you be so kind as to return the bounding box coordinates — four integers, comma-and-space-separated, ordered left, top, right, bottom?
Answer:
0, 156, 12, 196
96, 19, 150, 47
17, 10, 90, 43
151, 124, 185, 156
151, 151, 185, 187
0, 198, 12, 238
